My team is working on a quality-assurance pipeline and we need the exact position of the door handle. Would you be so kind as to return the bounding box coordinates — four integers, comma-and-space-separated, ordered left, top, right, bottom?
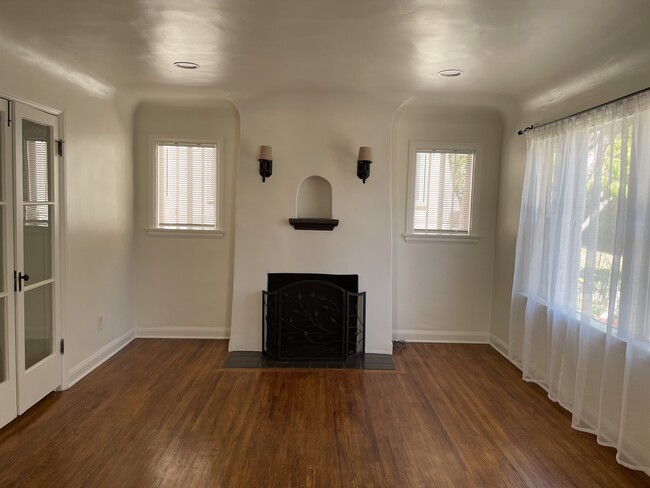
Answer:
17, 271, 29, 292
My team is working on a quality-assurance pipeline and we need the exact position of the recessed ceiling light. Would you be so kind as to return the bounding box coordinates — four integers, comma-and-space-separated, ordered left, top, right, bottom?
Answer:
174, 61, 200, 70
438, 69, 463, 77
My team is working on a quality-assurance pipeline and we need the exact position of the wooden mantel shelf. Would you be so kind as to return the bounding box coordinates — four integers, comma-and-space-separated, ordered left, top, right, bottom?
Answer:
289, 218, 339, 231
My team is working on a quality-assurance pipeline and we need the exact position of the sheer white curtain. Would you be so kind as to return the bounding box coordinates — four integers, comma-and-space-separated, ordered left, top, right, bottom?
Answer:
509, 91, 650, 475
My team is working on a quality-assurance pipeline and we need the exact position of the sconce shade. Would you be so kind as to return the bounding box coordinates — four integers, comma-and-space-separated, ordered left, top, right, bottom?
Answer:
357, 146, 372, 162
259, 145, 273, 161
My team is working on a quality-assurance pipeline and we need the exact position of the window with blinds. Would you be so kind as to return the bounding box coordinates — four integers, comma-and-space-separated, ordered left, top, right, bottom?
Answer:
155, 142, 217, 230
408, 145, 476, 237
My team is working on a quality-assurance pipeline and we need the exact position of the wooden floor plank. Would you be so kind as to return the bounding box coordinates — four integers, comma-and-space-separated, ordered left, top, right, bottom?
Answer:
0, 339, 647, 487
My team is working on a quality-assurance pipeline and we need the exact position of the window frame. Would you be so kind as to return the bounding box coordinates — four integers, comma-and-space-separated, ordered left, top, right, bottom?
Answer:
404, 140, 481, 242
147, 137, 224, 238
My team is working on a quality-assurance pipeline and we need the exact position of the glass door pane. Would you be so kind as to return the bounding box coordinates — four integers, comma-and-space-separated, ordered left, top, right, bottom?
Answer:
22, 119, 52, 203
21, 118, 54, 370
24, 284, 53, 369
23, 205, 53, 283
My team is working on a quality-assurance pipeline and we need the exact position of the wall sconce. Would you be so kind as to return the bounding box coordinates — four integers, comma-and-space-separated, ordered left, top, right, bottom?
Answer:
258, 145, 273, 182
357, 146, 372, 184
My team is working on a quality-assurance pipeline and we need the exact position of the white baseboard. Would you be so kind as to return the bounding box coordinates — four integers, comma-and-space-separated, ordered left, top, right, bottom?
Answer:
392, 329, 489, 343
227, 343, 261, 352
365, 348, 394, 355
68, 329, 136, 387
135, 326, 230, 339
489, 334, 508, 356
488, 335, 523, 371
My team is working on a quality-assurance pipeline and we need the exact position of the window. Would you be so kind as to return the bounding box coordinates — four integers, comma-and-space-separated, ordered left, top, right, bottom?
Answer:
513, 91, 650, 343
151, 141, 221, 236
574, 125, 632, 332
405, 141, 479, 241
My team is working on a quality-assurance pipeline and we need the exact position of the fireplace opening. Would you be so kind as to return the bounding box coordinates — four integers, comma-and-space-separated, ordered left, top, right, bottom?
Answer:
263, 273, 366, 361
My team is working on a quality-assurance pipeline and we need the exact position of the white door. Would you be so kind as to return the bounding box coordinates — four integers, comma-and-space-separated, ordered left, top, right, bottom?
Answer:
13, 102, 62, 415
0, 98, 17, 427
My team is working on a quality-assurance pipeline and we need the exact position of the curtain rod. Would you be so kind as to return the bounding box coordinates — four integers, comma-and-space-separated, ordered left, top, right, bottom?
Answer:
517, 86, 650, 135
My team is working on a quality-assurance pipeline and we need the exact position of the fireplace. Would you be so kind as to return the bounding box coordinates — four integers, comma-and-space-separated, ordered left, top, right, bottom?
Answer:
262, 273, 366, 361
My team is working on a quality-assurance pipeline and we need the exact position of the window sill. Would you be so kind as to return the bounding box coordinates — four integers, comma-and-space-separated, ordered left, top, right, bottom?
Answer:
146, 227, 225, 238
403, 233, 480, 243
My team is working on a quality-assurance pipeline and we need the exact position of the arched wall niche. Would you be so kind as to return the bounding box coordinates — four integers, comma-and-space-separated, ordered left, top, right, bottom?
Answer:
297, 175, 332, 218
289, 175, 338, 230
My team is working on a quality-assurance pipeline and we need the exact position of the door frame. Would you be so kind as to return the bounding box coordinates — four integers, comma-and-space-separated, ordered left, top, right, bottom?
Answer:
0, 90, 68, 396
0, 97, 17, 427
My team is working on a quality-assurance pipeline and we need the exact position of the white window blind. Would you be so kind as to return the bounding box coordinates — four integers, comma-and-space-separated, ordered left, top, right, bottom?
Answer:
25, 139, 50, 224
413, 150, 474, 234
156, 143, 217, 229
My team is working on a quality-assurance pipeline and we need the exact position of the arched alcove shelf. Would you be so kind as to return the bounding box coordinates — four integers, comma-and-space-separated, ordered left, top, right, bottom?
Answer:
289, 175, 339, 231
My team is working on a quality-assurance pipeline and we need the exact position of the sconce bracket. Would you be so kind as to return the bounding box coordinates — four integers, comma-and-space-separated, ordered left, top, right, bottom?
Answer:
357, 160, 372, 184
259, 159, 273, 182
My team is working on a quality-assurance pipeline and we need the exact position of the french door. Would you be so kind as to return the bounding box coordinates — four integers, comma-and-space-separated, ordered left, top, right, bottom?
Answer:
0, 98, 62, 428
0, 99, 17, 428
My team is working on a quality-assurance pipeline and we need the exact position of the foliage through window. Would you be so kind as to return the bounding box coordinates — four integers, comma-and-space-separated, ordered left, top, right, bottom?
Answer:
155, 142, 218, 231
575, 126, 632, 332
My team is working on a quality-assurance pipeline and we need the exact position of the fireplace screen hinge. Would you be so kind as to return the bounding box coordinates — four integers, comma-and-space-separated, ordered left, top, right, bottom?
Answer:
56, 139, 64, 157
60, 338, 65, 355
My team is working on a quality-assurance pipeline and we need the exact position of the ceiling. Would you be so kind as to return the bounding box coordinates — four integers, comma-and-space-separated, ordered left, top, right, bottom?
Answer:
0, 0, 649, 103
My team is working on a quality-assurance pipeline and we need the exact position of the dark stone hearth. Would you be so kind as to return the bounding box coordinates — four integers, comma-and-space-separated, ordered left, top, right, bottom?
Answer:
222, 352, 395, 371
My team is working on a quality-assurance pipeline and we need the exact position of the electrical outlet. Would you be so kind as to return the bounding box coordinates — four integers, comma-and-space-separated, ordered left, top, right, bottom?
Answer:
97, 314, 104, 331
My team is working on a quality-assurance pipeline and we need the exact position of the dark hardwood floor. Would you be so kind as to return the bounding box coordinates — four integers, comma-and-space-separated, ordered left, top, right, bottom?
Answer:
0, 339, 647, 487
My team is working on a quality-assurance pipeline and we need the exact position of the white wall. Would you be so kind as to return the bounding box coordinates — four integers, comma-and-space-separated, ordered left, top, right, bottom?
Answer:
488, 108, 524, 353
133, 100, 239, 338
229, 90, 399, 354
0, 49, 135, 380
392, 101, 503, 342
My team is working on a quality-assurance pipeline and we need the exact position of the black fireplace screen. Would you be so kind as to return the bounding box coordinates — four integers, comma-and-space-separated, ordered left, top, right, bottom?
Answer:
262, 275, 365, 361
